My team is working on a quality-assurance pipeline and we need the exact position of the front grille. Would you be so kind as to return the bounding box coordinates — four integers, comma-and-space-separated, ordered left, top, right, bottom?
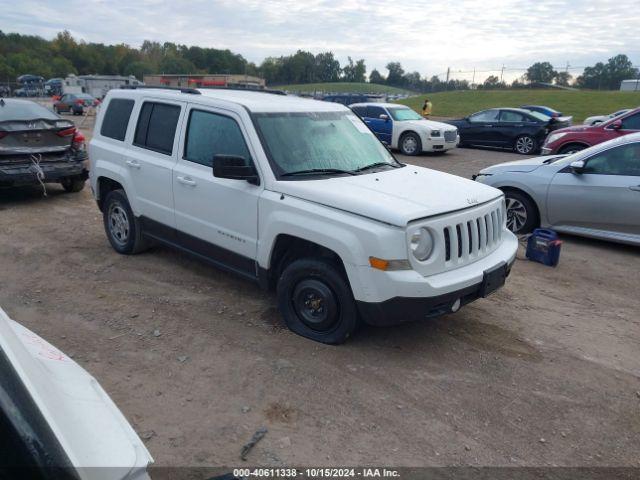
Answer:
444, 130, 457, 142
441, 206, 503, 265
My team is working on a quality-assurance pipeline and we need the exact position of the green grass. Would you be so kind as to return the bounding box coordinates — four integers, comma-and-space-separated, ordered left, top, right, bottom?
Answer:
278, 82, 413, 95
398, 89, 640, 123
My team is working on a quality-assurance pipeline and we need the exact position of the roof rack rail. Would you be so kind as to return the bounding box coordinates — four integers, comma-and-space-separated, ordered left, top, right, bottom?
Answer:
118, 85, 201, 94
197, 86, 287, 96
118, 84, 287, 96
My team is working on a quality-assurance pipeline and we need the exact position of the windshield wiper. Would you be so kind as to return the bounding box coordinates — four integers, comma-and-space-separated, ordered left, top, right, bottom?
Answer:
280, 168, 356, 177
353, 162, 402, 172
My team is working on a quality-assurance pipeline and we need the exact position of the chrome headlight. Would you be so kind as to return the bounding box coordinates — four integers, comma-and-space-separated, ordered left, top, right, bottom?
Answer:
409, 228, 434, 261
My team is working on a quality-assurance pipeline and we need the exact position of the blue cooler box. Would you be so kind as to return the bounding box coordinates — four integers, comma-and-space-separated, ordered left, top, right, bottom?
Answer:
526, 229, 562, 267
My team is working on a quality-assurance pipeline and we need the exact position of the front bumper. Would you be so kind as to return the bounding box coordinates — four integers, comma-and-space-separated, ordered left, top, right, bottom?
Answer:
541, 146, 553, 155
351, 231, 518, 326
0, 159, 87, 188
357, 259, 514, 326
423, 134, 459, 152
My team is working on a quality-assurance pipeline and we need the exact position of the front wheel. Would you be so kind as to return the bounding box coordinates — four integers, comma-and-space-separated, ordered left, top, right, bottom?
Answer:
504, 190, 538, 234
277, 258, 359, 344
514, 135, 536, 155
399, 132, 422, 156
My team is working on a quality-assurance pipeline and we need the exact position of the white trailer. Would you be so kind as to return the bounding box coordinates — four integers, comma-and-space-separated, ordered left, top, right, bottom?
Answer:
620, 79, 640, 91
63, 74, 143, 98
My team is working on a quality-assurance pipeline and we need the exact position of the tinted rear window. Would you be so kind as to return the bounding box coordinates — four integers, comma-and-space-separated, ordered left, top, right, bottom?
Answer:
100, 98, 134, 141
134, 102, 181, 155
0, 100, 58, 121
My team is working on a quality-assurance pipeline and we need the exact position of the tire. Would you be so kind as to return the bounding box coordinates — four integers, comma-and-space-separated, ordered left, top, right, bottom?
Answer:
504, 190, 538, 234
399, 132, 422, 156
558, 144, 586, 155
61, 176, 85, 193
102, 189, 149, 254
277, 258, 359, 344
514, 135, 536, 155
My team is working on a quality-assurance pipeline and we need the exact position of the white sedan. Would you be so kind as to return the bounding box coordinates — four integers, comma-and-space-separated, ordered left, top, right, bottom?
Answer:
350, 102, 459, 155
583, 109, 631, 126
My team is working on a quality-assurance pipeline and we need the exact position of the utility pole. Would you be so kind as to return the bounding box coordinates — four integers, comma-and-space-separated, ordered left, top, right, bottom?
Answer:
500, 65, 505, 83
445, 67, 450, 91
472, 68, 476, 87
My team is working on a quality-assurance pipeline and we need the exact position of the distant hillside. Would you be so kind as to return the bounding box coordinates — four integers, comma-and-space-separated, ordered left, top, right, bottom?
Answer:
279, 82, 413, 95
398, 89, 640, 123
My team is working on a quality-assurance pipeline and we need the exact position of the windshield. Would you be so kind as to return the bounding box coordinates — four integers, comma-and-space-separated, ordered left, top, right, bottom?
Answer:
388, 107, 422, 121
527, 110, 551, 122
0, 100, 58, 121
254, 111, 398, 177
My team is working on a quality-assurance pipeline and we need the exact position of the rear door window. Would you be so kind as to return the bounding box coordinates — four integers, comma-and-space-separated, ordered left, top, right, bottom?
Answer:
499, 110, 527, 122
134, 102, 181, 155
100, 98, 135, 141
469, 110, 499, 122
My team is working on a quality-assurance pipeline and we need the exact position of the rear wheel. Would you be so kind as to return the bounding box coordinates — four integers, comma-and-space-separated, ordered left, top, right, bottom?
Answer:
60, 176, 85, 193
277, 258, 359, 344
399, 132, 422, 156
504, 190, 538, 234
102, 189, 149, 254
514, 135, 536, 155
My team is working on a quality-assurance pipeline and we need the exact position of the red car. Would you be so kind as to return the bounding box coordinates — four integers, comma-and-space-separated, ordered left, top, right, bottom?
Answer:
53, 93, 100, 116
541, 106, 640, 154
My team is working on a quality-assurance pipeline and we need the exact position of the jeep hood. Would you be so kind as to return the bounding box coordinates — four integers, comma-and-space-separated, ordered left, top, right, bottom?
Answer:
0, 307, 153, 477
273, 165, 501, 226
480, 155, 566, 174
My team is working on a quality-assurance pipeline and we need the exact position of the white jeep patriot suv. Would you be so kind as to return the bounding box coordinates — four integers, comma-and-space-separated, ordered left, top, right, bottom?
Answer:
89, 87, 518, 344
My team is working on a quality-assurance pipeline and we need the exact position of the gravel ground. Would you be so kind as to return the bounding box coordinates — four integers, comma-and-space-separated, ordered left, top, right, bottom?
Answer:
0, 113, 639, 469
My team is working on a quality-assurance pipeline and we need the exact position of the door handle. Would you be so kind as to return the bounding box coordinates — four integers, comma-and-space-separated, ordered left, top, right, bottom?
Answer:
177, 176, 197, 186
125, 159, 141, 169
629, 185, 640, 192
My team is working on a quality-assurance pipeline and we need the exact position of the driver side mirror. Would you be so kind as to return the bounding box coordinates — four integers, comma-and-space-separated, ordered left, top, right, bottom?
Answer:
570, 159, 585, 174
213, 155, 259, 185
379, 114, 389, 122
612, 119, 623, 130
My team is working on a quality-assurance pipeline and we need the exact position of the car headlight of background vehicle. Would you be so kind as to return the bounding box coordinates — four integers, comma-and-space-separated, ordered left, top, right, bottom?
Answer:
546, 132, 567, 144
409, 228, 434, 261
430, 130, 441, 137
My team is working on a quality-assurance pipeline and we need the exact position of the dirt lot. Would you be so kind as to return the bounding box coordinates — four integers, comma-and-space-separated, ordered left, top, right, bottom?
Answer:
1, 113, 639, 469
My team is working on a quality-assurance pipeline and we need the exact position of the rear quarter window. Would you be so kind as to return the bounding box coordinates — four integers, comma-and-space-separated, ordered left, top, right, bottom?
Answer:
100, 98, 135, 141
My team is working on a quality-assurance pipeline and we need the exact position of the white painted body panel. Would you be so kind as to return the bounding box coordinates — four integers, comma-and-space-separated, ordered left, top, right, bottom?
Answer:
0, 307, 152, 478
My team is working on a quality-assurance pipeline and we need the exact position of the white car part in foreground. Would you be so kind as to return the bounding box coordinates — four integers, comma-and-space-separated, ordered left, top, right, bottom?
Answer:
0, 306, 153, 479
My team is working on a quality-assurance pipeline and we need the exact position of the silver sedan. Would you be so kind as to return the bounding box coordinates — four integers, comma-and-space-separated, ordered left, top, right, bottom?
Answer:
474, 132, 640, 246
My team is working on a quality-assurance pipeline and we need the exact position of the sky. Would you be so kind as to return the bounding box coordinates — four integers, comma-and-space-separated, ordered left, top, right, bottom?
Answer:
1, 0, 639, 82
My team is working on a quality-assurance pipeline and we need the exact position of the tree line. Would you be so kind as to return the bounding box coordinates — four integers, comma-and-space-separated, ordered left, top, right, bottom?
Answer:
0, 30, 636, 91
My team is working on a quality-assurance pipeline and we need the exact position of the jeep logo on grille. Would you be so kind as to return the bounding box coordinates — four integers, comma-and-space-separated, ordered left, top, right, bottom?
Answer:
467, 198, 479, 205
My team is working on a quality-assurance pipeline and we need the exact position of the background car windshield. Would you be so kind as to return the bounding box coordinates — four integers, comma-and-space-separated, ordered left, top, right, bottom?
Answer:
254, 111, 395, 175
388, 107, 422, 121
527, 111, 550, 122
